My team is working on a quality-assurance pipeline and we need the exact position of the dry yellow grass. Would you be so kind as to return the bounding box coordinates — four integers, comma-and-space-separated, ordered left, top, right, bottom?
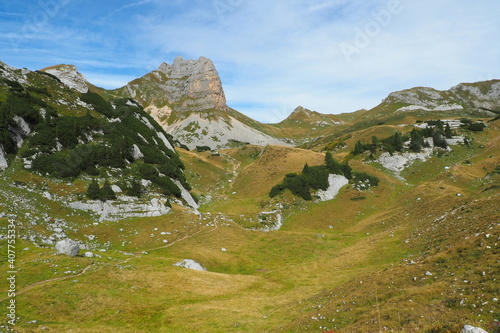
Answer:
228, 145, 326, 198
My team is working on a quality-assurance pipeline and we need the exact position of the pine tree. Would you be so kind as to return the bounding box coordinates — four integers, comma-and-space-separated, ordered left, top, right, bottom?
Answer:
436, 120, 445, 135
340, 161, 352, 180
445, 123, 453, 139
126, 179, 143, 197
353, 140, 365, 155
392, 132, 404, 152
100, 179, 116, 201
369, 136, 378, 154
409, 129, 423, 152
86, 179, 101, 200
325, 152, 343, 175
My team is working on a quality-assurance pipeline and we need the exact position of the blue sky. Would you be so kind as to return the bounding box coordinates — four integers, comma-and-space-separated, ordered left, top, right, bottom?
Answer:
1, 0, 500, 122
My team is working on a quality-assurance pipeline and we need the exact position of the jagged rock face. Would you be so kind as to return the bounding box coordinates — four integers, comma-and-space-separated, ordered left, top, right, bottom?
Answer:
42, 64, 90, 93
384, 87, 450, 108
451, 80, 500, 109
384, 80, 500, 111
123, 56, 227, 112
119, 57, 290, 149
0, 61, 29, 85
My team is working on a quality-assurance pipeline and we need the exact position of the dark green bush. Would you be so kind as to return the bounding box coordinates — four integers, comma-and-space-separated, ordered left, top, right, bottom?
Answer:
325, 152, 343, 175
196, 145, 211, 152
86, 179, 116, 201
302, 164, 329, 191
352, 172, 379, 188
80, 92, 117, 118
154, 177, 181, 197
126, 179, 143, 197
468, 122, 486, 131
27, 86, 51, 96
140, 145, 168, 164
86, 179, 101, 200
100, 179, 117, 201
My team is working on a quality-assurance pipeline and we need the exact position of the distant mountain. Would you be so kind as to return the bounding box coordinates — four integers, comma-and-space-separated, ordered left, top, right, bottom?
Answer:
383, 80, 500, 112
279, 106, 344, 127
116, 56, 227, 113
112, 56, 290, 150
41, 64, 91, 94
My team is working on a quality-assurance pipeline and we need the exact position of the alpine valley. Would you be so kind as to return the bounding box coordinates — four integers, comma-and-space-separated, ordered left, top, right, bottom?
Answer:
0, 57, 498, 333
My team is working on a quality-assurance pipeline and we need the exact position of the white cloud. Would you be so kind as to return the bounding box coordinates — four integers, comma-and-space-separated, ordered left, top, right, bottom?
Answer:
1, 0, 499, 122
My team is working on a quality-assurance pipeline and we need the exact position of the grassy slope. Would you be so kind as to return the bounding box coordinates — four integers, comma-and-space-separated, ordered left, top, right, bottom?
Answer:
0, 120, 498, 333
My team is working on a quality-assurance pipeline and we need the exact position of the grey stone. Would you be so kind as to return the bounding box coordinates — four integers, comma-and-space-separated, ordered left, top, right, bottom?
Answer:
174, 259, 207, 272
55, 239, 80, 256
123, 56, 226, 113
462, 325, 488, 333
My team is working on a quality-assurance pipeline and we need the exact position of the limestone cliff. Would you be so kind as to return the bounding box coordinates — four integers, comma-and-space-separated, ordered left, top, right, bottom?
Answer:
383, 80, 500, 111
120, 56, 227, 112
42, 64, 90, 93
116, 57, 289, 150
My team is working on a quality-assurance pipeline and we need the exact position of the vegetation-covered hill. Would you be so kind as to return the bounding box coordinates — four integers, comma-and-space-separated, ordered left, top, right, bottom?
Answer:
0, 59, 498, 332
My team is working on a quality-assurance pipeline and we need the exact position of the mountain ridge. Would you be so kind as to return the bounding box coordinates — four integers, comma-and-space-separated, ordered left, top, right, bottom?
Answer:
0, 58, 498, 333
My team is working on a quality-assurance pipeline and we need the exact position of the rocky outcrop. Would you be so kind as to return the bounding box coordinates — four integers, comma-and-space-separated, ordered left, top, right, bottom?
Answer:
451, 80, 500, 110
0, 147, 8, 170
174, 259, 207, 271
384, 80, 500, 112
122, 56, 227, 112
42, 64, 90, 93
462, 325, 488, 333
166, 110, 289, 150
68, 197, 172, 222
55, 239, 80, 256
316, 174, 349, 201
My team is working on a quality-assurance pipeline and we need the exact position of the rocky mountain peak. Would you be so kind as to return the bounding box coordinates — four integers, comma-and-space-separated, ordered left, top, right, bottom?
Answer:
382, 80, 500, 111
122, 56, 227, 112
41, 64, 90, 93
291, 106, 309, 114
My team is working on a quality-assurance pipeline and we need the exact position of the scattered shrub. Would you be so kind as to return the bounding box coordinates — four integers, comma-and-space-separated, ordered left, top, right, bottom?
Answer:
352, 172, 379, 188
126, 179, 143, 197
196, 145, 211, 152
86, 179, 116, 201
467, 122, 486, 131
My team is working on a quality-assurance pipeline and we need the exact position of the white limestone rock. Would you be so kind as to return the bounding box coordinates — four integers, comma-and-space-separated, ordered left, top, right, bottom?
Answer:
55, 239, 80, 256
0, 146, 8, 170
172, 178, 199, 209
43, 64, 89, 93
173, 259, 207, 272
316, 174, 349, 202
462, 325, 488, 333
68, 198, 171, 222
166, 112, 289, 150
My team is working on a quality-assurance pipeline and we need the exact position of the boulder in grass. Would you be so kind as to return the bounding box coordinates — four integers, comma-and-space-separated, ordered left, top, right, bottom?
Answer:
55, 239, 80, 256
462, 325, 488, 333
173, 259, 207, 272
